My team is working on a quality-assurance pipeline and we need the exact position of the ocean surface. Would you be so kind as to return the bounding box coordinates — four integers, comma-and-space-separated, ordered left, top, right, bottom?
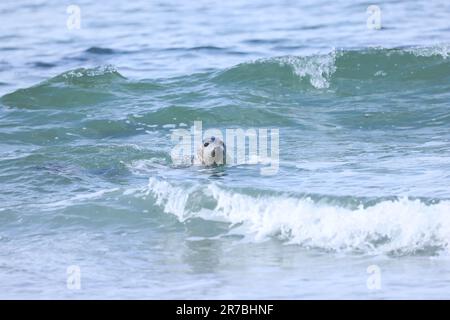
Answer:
1, 0, 450, 299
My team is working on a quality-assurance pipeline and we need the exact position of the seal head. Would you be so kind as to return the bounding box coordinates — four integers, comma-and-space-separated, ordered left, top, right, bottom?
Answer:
197, 136, 226, 166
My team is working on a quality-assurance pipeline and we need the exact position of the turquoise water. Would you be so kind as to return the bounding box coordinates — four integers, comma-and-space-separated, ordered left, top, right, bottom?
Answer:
1, 0, 450, 299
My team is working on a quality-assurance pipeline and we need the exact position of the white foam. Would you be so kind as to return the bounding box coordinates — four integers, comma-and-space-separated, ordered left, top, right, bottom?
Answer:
61, 65, 119, 79
406, 44, 450, 59
276, 51, 337, 89
146, 177, 450, 255
147, 178, 193, 221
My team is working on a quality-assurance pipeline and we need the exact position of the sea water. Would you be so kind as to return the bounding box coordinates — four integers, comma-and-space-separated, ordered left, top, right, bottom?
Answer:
1, 0, 450, 299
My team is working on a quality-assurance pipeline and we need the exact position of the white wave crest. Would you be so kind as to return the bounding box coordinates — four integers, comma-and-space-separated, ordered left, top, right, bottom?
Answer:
406, 44, 450, 59
61, 65, 120, 79
147, 177, 450, 255
276, 51, 337, 89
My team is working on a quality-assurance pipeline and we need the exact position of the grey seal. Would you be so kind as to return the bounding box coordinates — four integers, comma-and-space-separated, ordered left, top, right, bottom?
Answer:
196, 136, 226, 166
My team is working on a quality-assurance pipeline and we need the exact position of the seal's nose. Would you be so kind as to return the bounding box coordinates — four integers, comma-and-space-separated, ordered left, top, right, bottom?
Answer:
211, 150, 215, 158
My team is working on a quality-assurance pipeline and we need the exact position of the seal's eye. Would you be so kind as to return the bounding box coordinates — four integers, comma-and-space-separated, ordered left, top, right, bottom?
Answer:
203, 142, 209, 147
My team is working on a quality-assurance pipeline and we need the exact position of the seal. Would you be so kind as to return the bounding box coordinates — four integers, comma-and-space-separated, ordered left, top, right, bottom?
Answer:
196, 136, 226, 166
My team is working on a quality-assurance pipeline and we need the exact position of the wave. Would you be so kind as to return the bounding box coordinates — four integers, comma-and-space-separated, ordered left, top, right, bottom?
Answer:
2, 46, 449, 102
85, 47, 117, 55
214, 51, 337, 89
0, 65, 127, 109
215, 45, 450, 89
146, 177, 450, 256
2, 46, 450, 130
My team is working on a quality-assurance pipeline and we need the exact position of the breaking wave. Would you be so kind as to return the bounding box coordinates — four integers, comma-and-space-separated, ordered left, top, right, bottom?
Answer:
146, 177, 450, 256
3, 46, 450, 110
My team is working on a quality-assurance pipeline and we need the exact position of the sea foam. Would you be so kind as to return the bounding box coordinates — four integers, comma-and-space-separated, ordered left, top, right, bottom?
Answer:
147, 177, 450, 255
